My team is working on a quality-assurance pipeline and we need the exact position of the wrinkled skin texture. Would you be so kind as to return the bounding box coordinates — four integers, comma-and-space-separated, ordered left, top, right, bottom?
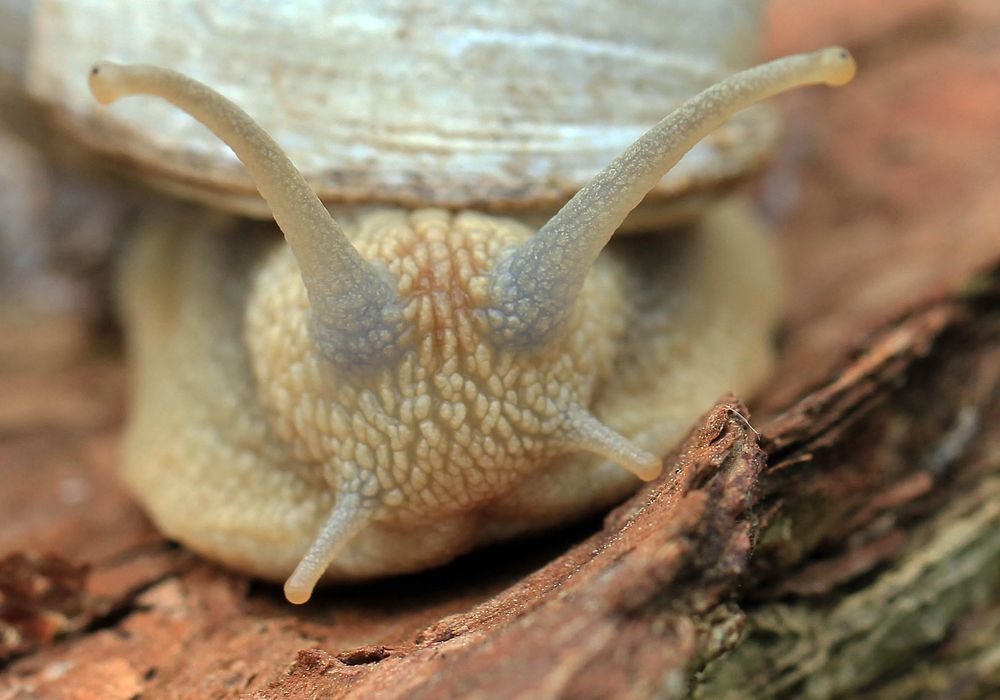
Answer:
117, 199, 780, 583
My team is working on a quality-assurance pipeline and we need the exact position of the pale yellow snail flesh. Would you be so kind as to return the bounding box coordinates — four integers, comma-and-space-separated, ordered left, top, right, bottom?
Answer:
90, 48, 855, 604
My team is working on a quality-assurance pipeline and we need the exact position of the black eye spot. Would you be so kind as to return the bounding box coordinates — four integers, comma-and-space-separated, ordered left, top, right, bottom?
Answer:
839, 50, 848, 60
90, 65, 99, 76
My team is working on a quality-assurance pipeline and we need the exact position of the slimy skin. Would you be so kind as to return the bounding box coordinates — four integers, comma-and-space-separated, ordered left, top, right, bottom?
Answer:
94, 48, 856, 604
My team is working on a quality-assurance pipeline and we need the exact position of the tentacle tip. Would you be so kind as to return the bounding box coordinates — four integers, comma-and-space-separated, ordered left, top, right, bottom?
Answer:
818, 46, 857, 87
619, 448, 664, 482
88, 61, 123, 105
632, 457, 664, 482
283, 578, 314, 605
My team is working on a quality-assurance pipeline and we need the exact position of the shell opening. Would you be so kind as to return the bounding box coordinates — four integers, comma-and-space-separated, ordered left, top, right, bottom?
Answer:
88, 61, 403, 369
486, 46, 857, 348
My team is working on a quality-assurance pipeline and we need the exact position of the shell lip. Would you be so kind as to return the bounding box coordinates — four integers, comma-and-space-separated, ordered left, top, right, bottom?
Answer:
85, 138, 770, 233
43, 99, 779, 227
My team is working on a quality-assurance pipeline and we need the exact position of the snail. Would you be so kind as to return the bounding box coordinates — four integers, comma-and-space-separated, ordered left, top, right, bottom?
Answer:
23, 1, 856, 604
80, 47, 854, 604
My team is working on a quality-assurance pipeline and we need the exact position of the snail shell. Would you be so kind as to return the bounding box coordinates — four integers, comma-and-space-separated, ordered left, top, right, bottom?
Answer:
27, 0, 777, 227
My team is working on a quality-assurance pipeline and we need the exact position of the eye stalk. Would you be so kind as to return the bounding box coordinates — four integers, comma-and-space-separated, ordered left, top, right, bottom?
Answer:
486, 47, 857, 348
89, 62, 403, 369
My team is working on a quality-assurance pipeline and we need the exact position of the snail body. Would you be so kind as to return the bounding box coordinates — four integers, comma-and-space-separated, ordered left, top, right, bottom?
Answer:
118, 199, 777, 599
88, 49, 855, 603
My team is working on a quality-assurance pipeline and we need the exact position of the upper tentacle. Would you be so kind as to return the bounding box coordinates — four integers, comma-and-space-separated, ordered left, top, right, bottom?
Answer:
89, 62, 403, 368
485, 47, 856, 348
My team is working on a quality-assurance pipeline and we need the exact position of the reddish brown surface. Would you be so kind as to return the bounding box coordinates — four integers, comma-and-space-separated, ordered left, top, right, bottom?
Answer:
761, 0, 1000, 409
2, 1, 1000, 698
0, 553, 99, 661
